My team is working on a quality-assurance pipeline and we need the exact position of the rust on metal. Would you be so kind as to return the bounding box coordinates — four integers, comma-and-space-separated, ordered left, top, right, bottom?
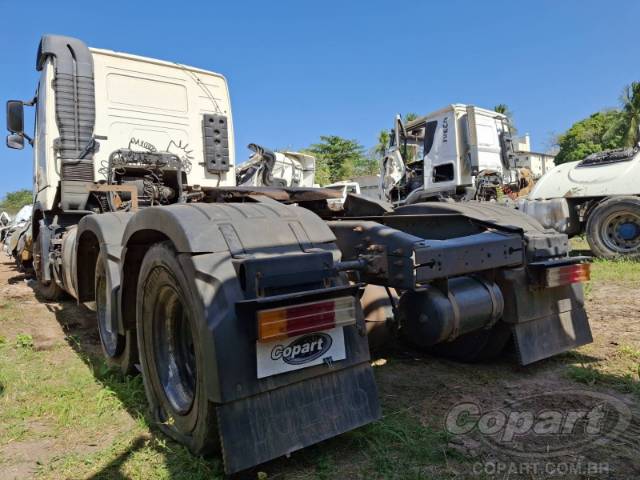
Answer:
87, 183, 139, 211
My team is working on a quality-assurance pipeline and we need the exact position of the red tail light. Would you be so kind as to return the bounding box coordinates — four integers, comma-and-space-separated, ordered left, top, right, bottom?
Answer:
258, 296, 357, 342
544, 263, 590, 288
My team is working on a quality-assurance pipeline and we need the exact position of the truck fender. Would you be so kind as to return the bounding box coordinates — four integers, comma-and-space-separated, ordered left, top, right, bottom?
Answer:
582, 194, 637, 222
76, 212, 134, 335
118, 202, 353, 403
120, 202, 336, 254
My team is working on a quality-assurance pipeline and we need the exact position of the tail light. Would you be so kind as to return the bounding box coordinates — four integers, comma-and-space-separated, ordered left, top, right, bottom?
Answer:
258, 296, 357, 342
543, 262, 590, 288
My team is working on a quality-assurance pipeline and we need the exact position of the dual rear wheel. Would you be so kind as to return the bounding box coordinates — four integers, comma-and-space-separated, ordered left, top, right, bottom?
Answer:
94, 243, 219, 454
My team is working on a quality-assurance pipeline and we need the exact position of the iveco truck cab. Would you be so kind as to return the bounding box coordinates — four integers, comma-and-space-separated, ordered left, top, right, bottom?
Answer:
381, 104, 520, 204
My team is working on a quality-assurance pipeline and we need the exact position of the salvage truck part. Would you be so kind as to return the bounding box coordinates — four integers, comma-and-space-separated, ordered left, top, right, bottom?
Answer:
520, 147, 640, 257
5, 35, 592, 474
380, 105, 528, 205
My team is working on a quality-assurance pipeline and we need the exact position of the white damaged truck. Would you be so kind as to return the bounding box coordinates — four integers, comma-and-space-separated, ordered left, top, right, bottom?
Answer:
381, 104, 524, 204
521, 147, 640, 257
6, 35, 593, 473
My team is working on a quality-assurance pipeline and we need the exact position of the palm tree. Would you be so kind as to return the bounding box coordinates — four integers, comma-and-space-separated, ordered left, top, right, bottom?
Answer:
374, 129, 390, 159
494, 104, 517, 134
619, 82, 640, 147
404, 112, 419, 122
373, 113, 419, 163
493, 104, 511, 116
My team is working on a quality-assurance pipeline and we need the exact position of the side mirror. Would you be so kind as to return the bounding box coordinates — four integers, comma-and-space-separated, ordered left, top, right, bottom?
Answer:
6, 100, 24, 134
6, 133, 24, 150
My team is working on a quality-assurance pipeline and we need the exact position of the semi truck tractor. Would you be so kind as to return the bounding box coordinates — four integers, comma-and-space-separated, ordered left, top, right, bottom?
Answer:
381, 105, 528, 205
5, 35, 593, 473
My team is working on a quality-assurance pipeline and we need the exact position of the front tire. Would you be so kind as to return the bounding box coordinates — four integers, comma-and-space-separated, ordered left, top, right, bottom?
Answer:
95, 251, 138, 375
586, 196, 640, 258
136, 242, 219, 455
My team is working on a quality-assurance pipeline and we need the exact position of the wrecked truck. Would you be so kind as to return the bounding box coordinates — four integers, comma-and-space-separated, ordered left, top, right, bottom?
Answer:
5, 35, 592, 473
521, 147, 640, 258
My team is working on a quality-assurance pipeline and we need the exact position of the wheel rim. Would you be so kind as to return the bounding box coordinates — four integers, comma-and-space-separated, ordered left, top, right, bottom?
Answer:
96, 270, 119, 357
601, 211, 640, 253
152, 283, 196, 415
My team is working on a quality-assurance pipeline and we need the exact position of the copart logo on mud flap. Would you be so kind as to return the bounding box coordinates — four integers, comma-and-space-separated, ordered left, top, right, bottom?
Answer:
444, 390, 632, 457
271, 333, 332, 365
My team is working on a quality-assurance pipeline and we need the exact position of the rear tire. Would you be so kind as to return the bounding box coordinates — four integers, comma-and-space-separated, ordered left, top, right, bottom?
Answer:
33, 234, 64, 301
95, 251, 138, 375
136, 242, 219, 455
586, 197, 640, 258
426, 322, 512, 363
361, 285, 397, 351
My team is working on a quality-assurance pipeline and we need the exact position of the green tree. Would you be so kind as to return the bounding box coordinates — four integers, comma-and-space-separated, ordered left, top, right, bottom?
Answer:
374, 129, 390, 160
493, 104, 511, 117
311, 157, 332, 186
305, 136, 367, 184
494, 104, 517, 134
618, 82, 640, 147
404, 112, 419, 122
555, 111, 625, 165
0, 189, 32, 215
352, 155, 379, 177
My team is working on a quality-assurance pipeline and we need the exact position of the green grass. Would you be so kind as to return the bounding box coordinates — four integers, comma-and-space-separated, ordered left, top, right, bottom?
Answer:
589, 257, 640, 283
0, 329, 226, 479
566, 364, 640, 396
0, 307, 463, 479
272, 406, 464, 480
0, 300, 17, 322
566, 344, 640, 397
582, 257, 640, 299
14, 332, 34, 349
570, 235, 640, 296
350, 410, 461, 479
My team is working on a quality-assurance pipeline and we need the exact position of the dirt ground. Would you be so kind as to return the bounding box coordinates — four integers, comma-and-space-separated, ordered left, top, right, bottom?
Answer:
0, 256, 639, 479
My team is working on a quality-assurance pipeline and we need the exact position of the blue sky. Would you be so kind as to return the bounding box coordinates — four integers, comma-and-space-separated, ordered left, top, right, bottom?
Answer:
1, 0, 638, 196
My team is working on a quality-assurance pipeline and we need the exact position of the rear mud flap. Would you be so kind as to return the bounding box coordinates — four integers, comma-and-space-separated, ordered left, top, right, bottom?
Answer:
513, 307, 592, 365
217, 362, 380, 474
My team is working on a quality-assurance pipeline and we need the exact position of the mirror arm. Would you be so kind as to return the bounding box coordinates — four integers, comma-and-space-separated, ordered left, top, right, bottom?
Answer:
22, 132, 34, 146
24, 97, 37, 144
23, 96, 37, 107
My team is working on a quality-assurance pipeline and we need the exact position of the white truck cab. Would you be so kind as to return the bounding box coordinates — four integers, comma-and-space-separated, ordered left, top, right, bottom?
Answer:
8, 36, 235, 215
381, 104, 518, 204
